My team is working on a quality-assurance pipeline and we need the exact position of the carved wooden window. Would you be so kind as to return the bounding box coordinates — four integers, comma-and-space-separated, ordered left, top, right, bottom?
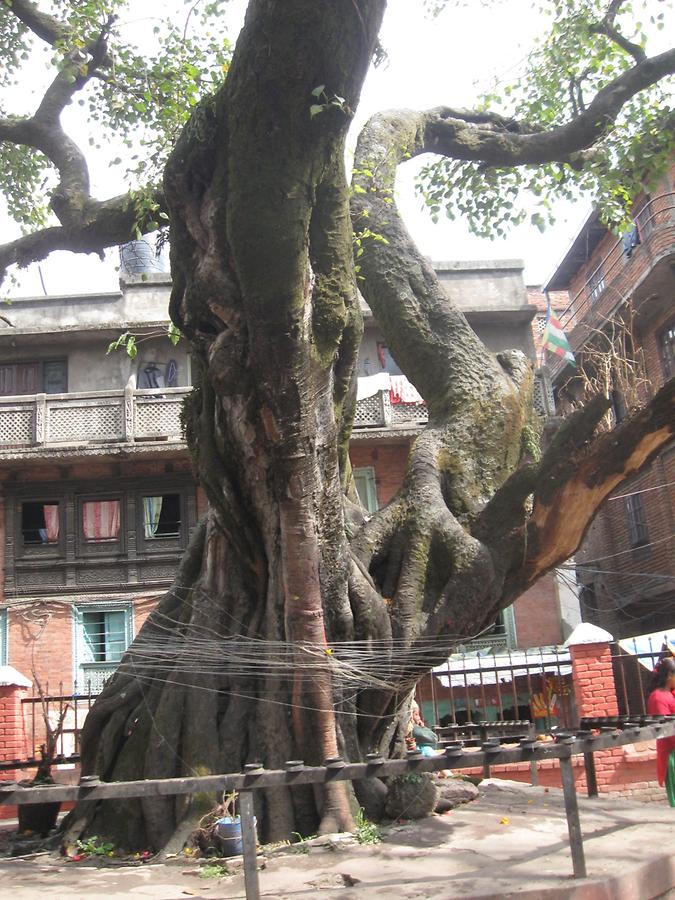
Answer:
142, 493, 181, 539
21, 501, 60, 546
0, 359, 67, 396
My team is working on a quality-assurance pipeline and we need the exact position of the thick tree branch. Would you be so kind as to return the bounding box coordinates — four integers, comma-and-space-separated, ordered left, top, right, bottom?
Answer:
4, 0, 67, 46
505, 379, 674, 597
0, 188, 167, 282
35, 21, 113, 125
425, 48, 675, 165
0, 114, 91, 215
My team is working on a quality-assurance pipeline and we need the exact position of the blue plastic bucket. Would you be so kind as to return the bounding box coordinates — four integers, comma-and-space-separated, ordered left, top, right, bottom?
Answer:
217, 815, 259, 857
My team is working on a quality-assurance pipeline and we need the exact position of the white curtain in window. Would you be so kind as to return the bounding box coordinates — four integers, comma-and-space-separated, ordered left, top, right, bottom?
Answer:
143, 496, 163, 539
82, 500, 120, 540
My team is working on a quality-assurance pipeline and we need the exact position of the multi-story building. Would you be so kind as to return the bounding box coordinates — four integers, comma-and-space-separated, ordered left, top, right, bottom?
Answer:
0, 253, 576, 701
541, 169, 675, 638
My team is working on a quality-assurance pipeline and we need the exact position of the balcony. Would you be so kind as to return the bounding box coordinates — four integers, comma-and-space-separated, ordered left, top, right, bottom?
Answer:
0, 386, 186, 457
0, 384, 430, 457
550, 191, 675, 379
354, 388, 428, 430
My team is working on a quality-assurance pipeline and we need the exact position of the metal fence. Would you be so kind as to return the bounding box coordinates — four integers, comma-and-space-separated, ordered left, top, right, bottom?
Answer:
18, 683, 98, 766
416, 646, 575, 733
610, 638, 667, 719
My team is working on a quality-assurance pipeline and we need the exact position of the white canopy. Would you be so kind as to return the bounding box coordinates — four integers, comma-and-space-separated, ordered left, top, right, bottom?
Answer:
618, 629, 675, 670
432, 648, 571, 688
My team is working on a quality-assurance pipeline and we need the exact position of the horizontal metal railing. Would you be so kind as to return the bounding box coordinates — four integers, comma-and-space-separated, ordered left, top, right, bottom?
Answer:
558, 192, 675, 333
11, 683, 99, 769
2, 720, 674, 891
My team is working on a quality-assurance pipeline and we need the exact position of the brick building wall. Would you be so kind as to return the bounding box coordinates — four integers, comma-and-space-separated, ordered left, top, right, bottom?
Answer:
547, 164, 675, 639
349, 441, 411, 507
0, 454, 198, 692
512, 573, 563, 648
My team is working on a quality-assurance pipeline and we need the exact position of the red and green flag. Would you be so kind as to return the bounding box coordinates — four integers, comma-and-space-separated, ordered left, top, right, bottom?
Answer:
542, 297, 575, 365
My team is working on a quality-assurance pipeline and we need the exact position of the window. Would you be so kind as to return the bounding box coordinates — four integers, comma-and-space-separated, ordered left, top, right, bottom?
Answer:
74, 605, 132, 694
376, 343, 403, 376
659, 321, 675, 380
0, 609, 7, 665
0, 359, 67, 396
81, 499, 121, 542
353, 467, 378, 513
610, 389, 627, 425
142, 493, 181, 539
137, 358, 179, 389
625, 492, 649, 549
587, 266, 605, 305
21, 501, 60, 545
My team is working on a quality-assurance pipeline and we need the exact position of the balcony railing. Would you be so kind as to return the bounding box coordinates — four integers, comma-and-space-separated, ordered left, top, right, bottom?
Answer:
0, 385, 186, 450
0, 370, 556, 453
0, 384, 432, 453
550, 191, 675, 379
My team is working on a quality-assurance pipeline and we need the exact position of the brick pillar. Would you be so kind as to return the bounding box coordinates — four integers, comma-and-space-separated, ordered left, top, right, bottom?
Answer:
0, 674, 32, 820
0, 684, 29, 768
565, 623, 629, 797
569, 641, 619, 720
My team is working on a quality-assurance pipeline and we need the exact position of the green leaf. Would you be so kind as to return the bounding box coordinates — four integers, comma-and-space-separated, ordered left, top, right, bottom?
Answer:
309, 104, 324, 118
311, 84, 326, 98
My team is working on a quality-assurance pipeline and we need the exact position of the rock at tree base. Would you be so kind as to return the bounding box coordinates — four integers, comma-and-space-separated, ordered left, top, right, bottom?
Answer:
385, 773, 440, 820
434, 776, 480, 811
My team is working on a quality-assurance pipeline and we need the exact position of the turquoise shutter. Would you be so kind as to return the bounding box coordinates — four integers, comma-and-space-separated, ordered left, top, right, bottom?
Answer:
353, 467, 378, 514
104, 610, 128, 662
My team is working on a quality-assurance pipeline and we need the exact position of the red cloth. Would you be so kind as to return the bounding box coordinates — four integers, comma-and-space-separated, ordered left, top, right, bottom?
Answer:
647, 689, 675, 785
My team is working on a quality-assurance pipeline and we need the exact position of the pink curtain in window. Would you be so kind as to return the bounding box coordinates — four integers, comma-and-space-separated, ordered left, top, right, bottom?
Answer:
82, 501, 120, 540
42, 504, 59, 542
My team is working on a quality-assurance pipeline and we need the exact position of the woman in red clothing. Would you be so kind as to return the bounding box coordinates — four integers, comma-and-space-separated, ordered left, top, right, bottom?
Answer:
646, 657, 675, 805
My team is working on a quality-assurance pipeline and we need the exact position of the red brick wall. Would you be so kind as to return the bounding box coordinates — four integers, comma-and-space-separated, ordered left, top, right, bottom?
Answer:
8, 604, 74, 692
512, 574, 562, 648
5, 593, 161, 695
349, 441, 411, 507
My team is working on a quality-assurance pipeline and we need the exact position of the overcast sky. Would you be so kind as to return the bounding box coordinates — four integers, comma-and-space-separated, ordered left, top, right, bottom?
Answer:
3, 0, 591, 298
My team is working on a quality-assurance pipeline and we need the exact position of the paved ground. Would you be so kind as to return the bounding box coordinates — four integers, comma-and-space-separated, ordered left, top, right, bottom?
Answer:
1, 780, 674, 899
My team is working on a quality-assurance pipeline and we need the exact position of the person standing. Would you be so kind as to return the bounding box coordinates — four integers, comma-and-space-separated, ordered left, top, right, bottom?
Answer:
647, 657, 675, 806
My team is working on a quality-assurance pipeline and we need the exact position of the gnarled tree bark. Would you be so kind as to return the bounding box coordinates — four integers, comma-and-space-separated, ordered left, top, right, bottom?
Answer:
51, 0, 675, 851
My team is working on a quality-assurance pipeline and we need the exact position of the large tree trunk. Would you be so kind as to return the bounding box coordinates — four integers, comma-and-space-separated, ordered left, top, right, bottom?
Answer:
63, 0, 675, 852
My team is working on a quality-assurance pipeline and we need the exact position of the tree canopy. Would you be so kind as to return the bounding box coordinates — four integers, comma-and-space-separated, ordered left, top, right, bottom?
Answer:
1, 0, 674, 850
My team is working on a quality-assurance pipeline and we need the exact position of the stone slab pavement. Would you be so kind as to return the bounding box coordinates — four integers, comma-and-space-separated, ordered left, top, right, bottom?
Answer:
1, 780, 674, 900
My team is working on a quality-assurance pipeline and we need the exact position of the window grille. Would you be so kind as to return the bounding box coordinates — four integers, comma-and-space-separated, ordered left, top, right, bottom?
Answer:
625, 492, 649, 549
74, 604, 132, 693
587, 266, 606, 305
